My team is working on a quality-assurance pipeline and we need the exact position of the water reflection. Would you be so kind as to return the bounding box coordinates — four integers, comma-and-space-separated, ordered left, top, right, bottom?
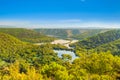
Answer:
54, 50, 78, 61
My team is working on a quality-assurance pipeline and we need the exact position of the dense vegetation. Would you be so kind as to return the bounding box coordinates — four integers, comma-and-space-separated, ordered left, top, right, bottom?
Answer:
0, 32, 26, 54
0, 28, 55, 43
34, 29, 108, 40
72, 30, 120, 49
0, 32, 62, 64
70, 29, 120, 57
1, 29, 120, 80
35, 29, 69, 39
72, 29, 109, 40
95, 39, 120, 55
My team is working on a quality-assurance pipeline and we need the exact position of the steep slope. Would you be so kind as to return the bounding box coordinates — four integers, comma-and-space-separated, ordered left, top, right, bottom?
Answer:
0, 28, 55, 43
0, 32, 25, 54
72, 30, 120, 49
95, 39, 120, 55
72, 29, 109, 40
0, 32, 62, 64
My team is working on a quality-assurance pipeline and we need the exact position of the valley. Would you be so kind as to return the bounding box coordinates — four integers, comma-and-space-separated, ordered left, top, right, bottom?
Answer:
0, 0, 119, 79
34, 39, 79, 61
0, 28, 120, 80
34, 28, 110, 40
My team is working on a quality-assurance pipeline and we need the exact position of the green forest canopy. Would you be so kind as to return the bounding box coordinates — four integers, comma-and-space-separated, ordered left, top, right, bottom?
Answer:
0, 28, 55, 43
0, 29, 120, 80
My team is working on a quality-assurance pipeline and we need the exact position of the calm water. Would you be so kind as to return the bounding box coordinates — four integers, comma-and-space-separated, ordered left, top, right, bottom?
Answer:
54, 50, 78, 61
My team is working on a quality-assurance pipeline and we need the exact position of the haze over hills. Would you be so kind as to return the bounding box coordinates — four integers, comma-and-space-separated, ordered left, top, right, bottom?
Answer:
34, 28, 110, 40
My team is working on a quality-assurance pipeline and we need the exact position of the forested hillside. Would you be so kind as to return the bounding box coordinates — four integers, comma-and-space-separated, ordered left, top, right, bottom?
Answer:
0, 30, 120, 79
95, 39, 120, 55
72, 30, 120, 49
72, 29, 109, 40
34, 29, 108, 40
35, 29, 69, 38
0, 32, 25, 54
0, 32, 64, 79
0, 32, 61, 64
0, 28, 55, 43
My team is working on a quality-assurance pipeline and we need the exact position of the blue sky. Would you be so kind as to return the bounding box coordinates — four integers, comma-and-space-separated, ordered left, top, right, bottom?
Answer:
0, 0, 120, 28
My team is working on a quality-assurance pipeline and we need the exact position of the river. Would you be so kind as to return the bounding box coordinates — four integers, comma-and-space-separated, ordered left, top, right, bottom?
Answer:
54, 50, 78, 61
34, 39, 79, 61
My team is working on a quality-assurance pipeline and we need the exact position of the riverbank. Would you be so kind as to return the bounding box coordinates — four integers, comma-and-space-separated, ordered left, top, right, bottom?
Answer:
51, 39, 78, 49
34, 39, 78, 49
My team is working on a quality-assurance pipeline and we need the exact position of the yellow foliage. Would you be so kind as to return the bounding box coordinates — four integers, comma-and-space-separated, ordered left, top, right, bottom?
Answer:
0, 61, 43, 80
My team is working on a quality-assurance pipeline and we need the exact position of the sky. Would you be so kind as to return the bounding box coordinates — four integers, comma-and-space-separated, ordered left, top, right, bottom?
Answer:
0, 0, 120, 28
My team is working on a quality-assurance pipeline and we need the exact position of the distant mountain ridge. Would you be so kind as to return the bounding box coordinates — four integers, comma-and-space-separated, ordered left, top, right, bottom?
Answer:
34, 29, 109, 40
0, 28, 55, 43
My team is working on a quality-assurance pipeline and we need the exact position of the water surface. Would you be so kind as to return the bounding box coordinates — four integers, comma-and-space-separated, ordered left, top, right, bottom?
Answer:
54, 50, 78, 61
